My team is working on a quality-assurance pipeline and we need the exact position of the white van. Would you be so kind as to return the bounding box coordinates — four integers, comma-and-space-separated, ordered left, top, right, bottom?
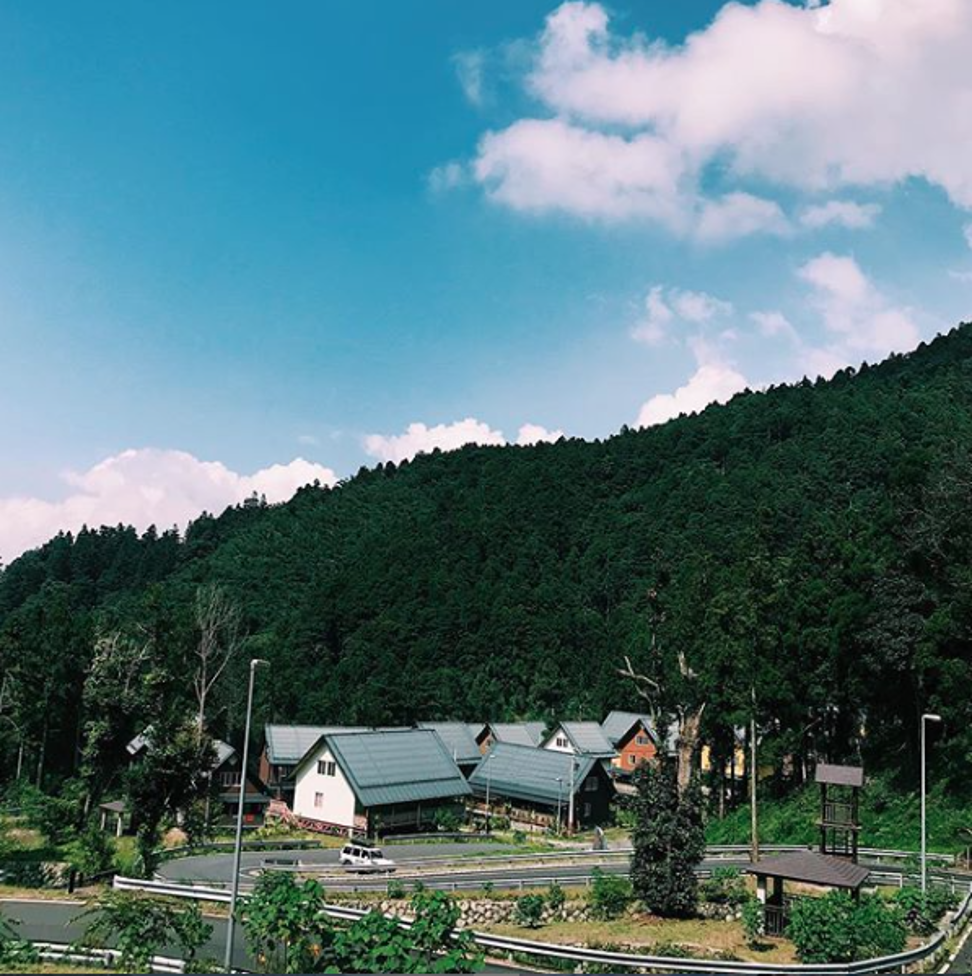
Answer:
338, 843, 396, 873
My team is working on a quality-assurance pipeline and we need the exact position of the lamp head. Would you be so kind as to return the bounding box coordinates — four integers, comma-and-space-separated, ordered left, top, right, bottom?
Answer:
923, 713, 943, 723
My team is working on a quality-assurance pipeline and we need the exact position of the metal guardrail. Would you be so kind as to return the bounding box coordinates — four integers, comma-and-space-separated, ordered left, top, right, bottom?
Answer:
34, 940, 188, 973
113, 873, 972, 975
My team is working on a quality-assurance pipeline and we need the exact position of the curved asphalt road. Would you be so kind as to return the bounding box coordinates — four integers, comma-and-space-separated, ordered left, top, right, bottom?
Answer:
0, 896, 534, 974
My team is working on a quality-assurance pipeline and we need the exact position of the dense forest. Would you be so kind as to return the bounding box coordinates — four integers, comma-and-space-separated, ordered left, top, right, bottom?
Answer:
3, 325, 972, 805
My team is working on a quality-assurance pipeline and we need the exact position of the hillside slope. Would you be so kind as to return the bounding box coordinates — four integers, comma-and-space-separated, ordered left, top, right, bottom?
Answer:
3, 326, 972, 792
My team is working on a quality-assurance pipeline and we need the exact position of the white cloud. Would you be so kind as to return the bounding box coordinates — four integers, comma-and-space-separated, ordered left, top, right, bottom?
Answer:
474, 118, 690, 226
964, 222, 972, 249
632, 286, 732, 345
800, 200, 882, 230
695, 193, 790, 242
428, 160, 467, 193
636, 359, 749, 428
798, 252, 920, 357
363, 418, 506, 464
454, 50, 487, 106
750, 310, 798, 341
470, 0, 972, 228
516, 423, 564, 445
0, 449, 337, 563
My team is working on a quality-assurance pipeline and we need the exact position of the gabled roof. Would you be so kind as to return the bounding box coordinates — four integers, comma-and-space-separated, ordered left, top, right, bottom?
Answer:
747, 851, 870, 890
601, 710, 653, 746
468, 743, 601, 806
418, 722, 481, 765
489, 722, 546, 747
301, 729, 472, 808
127, 728, 234, 771
815, 763, 864, 788
213, 739, 236, 768
264, 724, 366, 765
548, 721, 616, 758
466, 723, 487, 742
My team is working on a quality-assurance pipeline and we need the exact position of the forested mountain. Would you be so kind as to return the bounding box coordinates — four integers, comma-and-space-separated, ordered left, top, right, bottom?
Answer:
4, 325, 972, 798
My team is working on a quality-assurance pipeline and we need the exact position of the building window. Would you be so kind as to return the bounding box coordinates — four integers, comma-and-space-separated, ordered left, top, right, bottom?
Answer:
628, 755, 636, 766
583, 802, 592, 818
556, 736, 568, 748
636, 734, 649, 745
314, 792, 324, 809
327, 761, 336, 776
584, 776, 598, 793
317, 759, 337, 777
219, 771, 241, 787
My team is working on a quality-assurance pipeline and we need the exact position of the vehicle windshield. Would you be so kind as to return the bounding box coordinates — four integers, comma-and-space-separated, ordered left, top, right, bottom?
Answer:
371, 849, 384, 859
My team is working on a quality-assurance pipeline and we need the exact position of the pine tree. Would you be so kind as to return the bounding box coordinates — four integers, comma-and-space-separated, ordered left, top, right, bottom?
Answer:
630, 758, 705, 917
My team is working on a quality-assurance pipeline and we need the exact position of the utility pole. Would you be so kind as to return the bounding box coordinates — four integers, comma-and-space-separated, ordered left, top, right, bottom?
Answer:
567, 757, 577, 834
224, 658, 268, 973
921, 713, 942, 892
750, 687, 759, 864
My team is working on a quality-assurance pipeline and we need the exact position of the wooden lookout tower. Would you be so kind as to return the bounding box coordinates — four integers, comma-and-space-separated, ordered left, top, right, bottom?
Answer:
816, 762, 864, 862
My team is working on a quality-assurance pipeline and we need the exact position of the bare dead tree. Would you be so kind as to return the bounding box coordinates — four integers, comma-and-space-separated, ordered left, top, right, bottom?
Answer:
193, 584, 243, 738
618, 590, 706, 795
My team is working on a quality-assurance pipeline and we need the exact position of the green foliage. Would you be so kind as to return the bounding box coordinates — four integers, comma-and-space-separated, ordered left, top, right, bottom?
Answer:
630, 761, 705, 918
236, 872, 330, 974
124, 724, 216, 877
786, 892, 907, 964
19, 781, 85, 847
78, 890, 213, 974
431, 806, 462, 833
0, 907, 39, 967
894, 884, 957, 935
386, 878, 406, 899
514, 893, 546, 928
741, 897, 763, 945
699, 867, 747, 908
589, 867, 633, 920
237, 873, 482, 974
8, 329, 972, 799
546, 881, 566, 912
66, 819, 116, 878
707, 776, 972, 854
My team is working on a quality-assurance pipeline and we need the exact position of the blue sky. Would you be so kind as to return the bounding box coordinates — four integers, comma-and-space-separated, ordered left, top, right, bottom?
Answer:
2, 0, 972, 559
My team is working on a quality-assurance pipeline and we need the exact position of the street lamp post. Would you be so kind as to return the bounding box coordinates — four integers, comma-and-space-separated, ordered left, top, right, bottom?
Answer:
554, 776, 564, 833
921, 712, 942, 893
223, 658, 268, 973
567, 758, 577, 835
484, 753, 494, 834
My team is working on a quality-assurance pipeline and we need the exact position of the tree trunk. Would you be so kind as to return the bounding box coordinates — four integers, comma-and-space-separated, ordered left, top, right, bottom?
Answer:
676, 708, 703, 795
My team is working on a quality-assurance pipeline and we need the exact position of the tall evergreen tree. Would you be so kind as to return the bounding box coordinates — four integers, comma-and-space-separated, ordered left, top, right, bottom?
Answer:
630, 759, 705, 917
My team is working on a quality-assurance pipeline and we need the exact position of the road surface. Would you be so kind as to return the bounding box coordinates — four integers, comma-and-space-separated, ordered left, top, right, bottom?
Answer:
0, 896, 536, 974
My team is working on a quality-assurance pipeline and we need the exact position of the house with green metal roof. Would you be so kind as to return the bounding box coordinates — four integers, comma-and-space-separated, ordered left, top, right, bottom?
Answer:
468, 742, 614, 832
291, 729, 471, 836
543, 721, 617, 760
259, 724, 367, 802
475, 721, 547, 753
417, 722, 482, 775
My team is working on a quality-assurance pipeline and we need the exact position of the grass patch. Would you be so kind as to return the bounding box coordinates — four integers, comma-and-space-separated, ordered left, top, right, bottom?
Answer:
705, 777, 970, 855
483, 914, 798, 964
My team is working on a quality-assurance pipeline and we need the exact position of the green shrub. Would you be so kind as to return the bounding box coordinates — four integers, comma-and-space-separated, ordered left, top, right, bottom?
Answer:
589, 867, 632, 920
787, 892, 907, 964
700, 867, 747, 907
894, 885, 957, 935
386, 879, 406, 899
511, 829, 526, 844
514, 893, 546, 928
432, 807, 463, 833
546, 881, 566, 912
741, 897, 764, 945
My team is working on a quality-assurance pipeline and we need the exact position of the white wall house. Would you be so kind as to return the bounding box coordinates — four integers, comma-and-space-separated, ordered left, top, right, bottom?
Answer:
292, 741, 363, 835
291, 728, 472, 837
542, 721, 616, 760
